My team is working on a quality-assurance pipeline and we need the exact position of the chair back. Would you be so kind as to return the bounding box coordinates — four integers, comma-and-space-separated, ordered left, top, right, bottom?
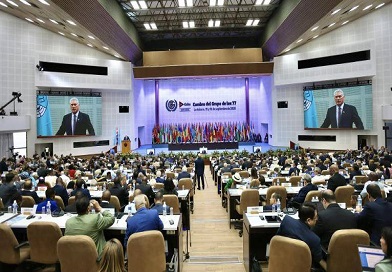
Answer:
166, 172, 175, 179
304, 190, 322, 202
327, 229, 370, 272
239, 171, 250, 178
109, 195, 122, 212
335, 185, 355, 207
127, 230, 166, 272
237, 189, 259, 215
231, 168, 241, 173
187, 167, 193, 173
154, 183, 164, 190
289, 176, 301, 186
312, 179, 326, 185
54, 196, 65, 210
268, 235, 311, 271
178, 178, 194, 197
272, 177, 286, 186
57, 235, 98, 272
68, 196, 75, 206
27, 222, 62, 264
0, 224, 30, 264
162, 194, 180, 214
21, 195, 36, 207
174, 168, 182, 173
321, 170, 330, 175
354, 176, 368, 185
343, 163, 351, 168
266, 186, 287, 209
258, 170, 267, 176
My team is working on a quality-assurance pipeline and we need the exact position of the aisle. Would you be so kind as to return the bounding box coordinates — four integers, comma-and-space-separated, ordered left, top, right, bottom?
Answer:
182, 169, 246, 272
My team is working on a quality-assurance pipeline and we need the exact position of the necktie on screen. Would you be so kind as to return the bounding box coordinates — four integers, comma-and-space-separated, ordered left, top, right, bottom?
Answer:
338, 106, 342, 128
72, 114, 77, 135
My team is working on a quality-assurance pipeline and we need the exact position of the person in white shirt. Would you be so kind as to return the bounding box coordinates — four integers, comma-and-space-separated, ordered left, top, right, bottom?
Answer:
360, 172, 385, 198
312, 167, 326, 184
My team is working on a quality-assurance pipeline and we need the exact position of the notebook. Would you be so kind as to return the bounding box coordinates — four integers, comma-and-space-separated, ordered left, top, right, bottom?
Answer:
357, 244, 385, 271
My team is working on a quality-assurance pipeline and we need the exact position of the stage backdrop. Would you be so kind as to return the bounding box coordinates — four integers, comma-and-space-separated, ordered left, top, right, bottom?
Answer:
159, 78, 246, 123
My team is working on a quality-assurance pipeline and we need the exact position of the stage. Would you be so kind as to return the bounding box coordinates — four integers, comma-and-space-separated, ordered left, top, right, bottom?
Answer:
132, 142, 287, 155
166, 141, 239, 151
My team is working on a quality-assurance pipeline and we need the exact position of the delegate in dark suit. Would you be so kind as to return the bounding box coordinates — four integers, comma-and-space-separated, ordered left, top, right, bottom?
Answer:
327, 172, 346, 192
21, 190, 41, 205
56, 111, 95, 135
356, 198, 392, 245
321, 104, 364, 129
110, 181, 129, 208
177, 171, 191, 181
195, 155, 205, 189
0, 182, 17, 207
312, 203, 357, 248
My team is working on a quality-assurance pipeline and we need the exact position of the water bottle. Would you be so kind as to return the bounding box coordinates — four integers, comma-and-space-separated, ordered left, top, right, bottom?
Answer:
276, 199, 281, 213
277, 179, 280, 186
163, 202, 167, 216
300, 179, 304, 187
102, 182, 106, 191
357, 195, 362, 211
170, 207, 174, 216
272, 203, 276, 212
182, 185, 185, 191
42, 206, 46, 215
46, 201, 51, 215
381, 175, 385, 184
12, 200, 18, 214
127, 202, 132, 215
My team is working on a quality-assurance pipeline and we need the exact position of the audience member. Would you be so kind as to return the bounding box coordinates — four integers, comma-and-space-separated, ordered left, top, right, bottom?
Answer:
264, 192, 281, 211
98, 238, 126, 272
312, 190, 357, 248
195, 153, 205, 190
101, 190, 115, 209
71, 179, 91, 199
357, 183, 392, 246
288, 174, 318, 209
36, 188, 59, 213
160, 178, 178, 196
124, 194, 163, 247
0, 173, 17, 206
65, 197, 115, 255
64, 190, 84, 213
360, 172, 384, 198
110, 176, 129, 208
150, 191, 171, 215
277, 203, 326, 268
20, 178, 41, 204
327, 165, 346, 192
53, 177, 69, 206
376, 226, 392, 272
135, 177, 155, 205
155, 171, 165, 183
177, 166, 191, 180
124, 189, 142, 214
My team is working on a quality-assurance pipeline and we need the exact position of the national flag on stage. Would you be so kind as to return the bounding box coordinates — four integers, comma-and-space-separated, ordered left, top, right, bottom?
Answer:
303, 90, 319, 128
36, 95, 53, 136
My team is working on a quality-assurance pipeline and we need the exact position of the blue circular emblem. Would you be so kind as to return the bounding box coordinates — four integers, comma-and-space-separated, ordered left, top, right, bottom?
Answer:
166, 99, 178, 112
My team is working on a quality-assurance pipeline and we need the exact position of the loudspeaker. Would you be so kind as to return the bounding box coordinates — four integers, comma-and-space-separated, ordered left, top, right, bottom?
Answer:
277, 101, 288, 108
119, 106, 129, 113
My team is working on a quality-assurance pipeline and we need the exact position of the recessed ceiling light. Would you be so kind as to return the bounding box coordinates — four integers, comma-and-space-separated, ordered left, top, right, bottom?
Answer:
139, 0, 147, 9
20, 0, 30, 6
252, 19, 259, 26
263, 0, 271, 4
331, 8, 341, 15
189, 21, 195, 28
58, 32, 65, 36
130, 1, 140, 9
114, 54, 120, 58
342, 20, 349, 25
88, 35, 95, 39
178, 0, 185, 7
217, 0, 224, 5
143, 23, 151, 30
37, 0, 49, 5
71, 33, 77, 37
25, 18, 33, 23
284, 48, 290, 53
313, 35, 319, 39
209, 0, 216, 6
49, 19, 58, 24
36, 18, 45, 23
186, 0, 193, 7
6, 0, 18, 7
183, 21, 188, 28
375, 3, 385, 9
208, 19, 213, 27
87, 44, 93, 47
296, 39, 303, 43
215, 20, 220, 27
363, 5, 372, 10
0, 2, 8, 7
150, 22, 157, 30
255, 0, 263, 5
311, 26, 319, 31
67, 20, 76, 26
246, 19, 253, 26
349, 5, 359, 12
328, 22, 336, 28
103, 46, 109, 50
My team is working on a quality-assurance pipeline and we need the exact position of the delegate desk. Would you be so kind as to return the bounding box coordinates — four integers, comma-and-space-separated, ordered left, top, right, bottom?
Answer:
227, 187, 302, 228
243, 212, 298, 272
7, 213, 183, 272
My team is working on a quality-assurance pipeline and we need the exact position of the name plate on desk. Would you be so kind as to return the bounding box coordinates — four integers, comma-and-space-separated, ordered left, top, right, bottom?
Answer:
282, 182, 292, 187
247, 206, 263, 214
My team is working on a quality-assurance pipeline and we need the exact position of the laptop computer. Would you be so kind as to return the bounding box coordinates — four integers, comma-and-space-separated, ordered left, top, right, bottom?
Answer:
357, 244, 385, 271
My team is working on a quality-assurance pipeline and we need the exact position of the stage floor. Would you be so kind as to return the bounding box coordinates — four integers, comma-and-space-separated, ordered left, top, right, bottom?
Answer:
132, 142, 287, 155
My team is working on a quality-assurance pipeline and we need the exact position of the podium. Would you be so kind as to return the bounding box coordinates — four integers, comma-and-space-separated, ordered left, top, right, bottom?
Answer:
121, 140, 131, 154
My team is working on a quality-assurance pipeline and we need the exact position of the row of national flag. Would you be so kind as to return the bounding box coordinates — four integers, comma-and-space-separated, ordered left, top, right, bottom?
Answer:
152, 122, 255, 144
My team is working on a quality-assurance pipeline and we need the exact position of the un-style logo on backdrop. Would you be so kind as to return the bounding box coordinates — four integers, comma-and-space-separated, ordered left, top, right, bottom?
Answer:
166, 99, 178, 112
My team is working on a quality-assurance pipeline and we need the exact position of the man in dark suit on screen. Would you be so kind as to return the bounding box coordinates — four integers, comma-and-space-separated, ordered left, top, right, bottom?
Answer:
321, 89, 364, 129
56, 97, 95, 135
